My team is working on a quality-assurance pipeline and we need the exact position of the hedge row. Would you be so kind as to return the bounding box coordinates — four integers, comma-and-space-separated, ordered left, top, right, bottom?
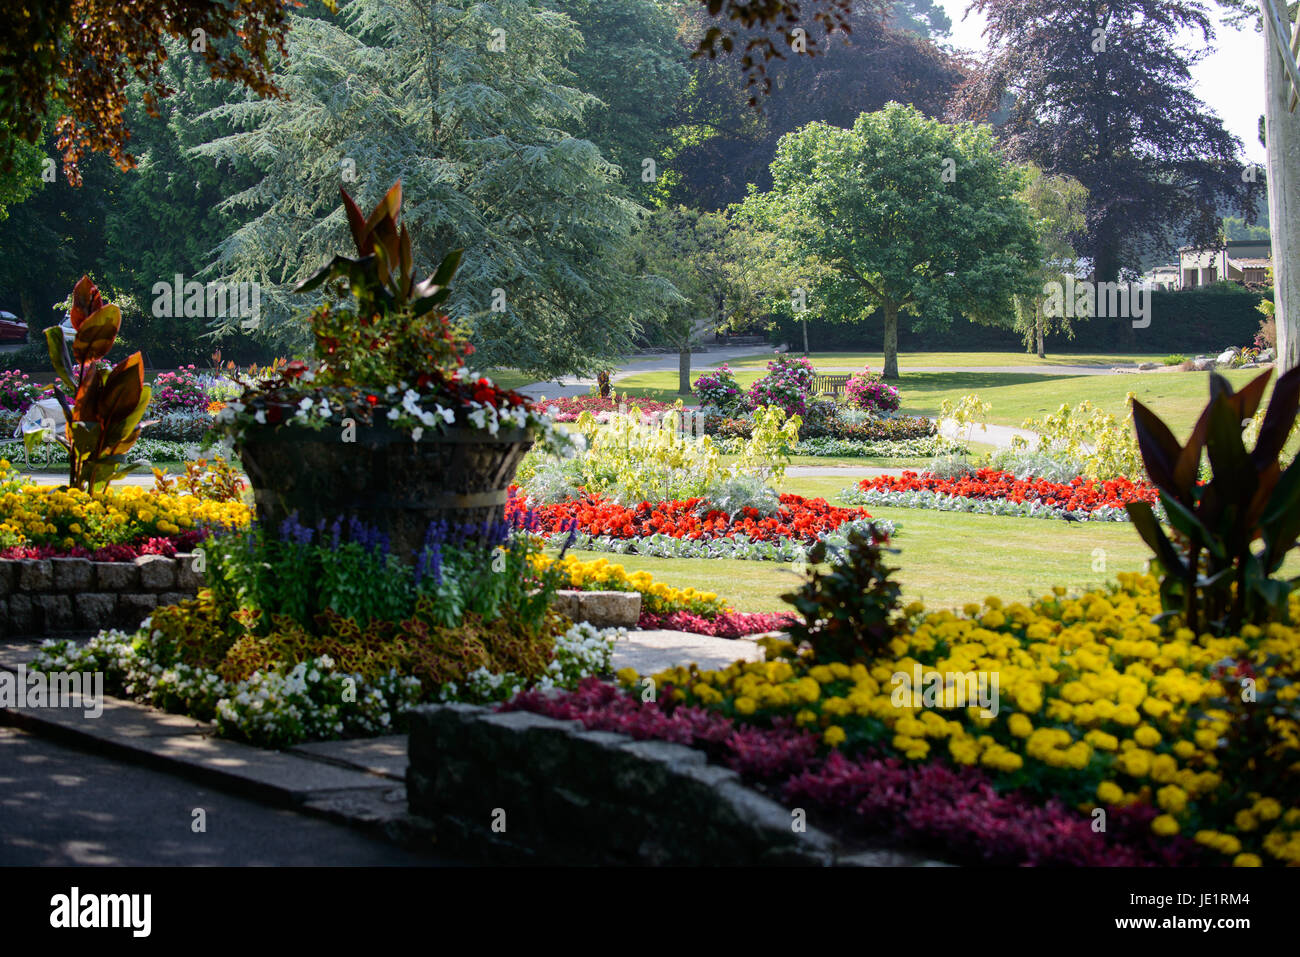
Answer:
768, 288, 1269, 356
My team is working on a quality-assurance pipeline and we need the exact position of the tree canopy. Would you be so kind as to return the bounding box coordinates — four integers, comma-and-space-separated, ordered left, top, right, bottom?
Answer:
740, 102, 1040, 377
952, 0, 1261, 283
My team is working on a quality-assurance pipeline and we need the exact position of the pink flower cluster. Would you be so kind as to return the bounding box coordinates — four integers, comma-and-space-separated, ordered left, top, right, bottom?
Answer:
638, 609, 798, 638
150, 365, 211, 415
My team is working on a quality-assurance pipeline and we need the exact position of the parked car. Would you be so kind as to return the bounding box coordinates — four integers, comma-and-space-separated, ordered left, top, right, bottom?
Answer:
0, 310, 28, 343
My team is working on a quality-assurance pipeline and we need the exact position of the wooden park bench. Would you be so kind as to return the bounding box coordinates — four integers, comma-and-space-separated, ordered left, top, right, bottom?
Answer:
813, 374, 851, 397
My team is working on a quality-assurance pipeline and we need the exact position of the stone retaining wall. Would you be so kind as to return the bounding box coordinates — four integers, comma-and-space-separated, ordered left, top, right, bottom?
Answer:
0, 555, 639, 638
0, 554, 203, 637
407, 703, 943, 866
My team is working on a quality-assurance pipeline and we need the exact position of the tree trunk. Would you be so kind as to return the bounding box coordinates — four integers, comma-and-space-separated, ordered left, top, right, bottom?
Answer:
882, 303, 899, 379
1262, 0, 1300, 373
802, 317, 809, 355
1035, 303, 1045, 358
679, 347, 692, 395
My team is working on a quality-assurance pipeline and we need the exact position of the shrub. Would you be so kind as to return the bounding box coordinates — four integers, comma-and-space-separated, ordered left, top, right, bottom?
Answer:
0, 370, 42, 414
746, 354, 815, 417
925, 453, 972, 479
692, 364, 745, 414
780, 524, 903, 663
1018, 398, 1143, 481
844, 366, 900, 413
150, 365, 211, 415
1163, 354, 1188, 366
987, 448, 1089, 484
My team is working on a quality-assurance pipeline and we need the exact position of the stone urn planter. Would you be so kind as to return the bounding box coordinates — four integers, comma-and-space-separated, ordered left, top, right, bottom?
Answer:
236, 421, 533, 560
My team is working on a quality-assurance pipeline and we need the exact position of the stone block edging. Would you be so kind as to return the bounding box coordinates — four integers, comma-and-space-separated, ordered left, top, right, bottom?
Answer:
0, 554, 203, 637
406, 703, 946, 866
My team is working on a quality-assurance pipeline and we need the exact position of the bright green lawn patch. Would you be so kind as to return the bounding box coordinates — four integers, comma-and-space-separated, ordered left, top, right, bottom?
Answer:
480, 369, 539, 391
560, 509, 1153, 614
718, 351, 1169, 370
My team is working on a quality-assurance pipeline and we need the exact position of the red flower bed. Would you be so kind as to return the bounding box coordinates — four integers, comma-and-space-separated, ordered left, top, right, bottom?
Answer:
534, 394, 677, 423
508, 489, 871, 544
858, 468, 1158, 513
0, 530, 208, 563
638, 609, 798, 638
503, 679, 1208, 866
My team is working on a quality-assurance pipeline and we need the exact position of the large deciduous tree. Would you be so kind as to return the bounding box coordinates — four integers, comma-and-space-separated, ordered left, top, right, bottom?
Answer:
952, 0, 1261, 284
668, 1, 965, 209
191, 0, 659, 379
740, 102, 1040, 378
0, 0, 315, 183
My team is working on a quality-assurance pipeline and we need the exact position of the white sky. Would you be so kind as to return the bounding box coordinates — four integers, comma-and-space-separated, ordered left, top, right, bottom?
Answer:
935, 1, 1268, 165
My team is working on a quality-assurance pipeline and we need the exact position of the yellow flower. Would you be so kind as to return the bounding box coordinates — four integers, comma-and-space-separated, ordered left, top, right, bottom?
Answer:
1150, 814, 1180, 836
734, 696, 757, 716
1096, 781, 1124, 805
1007, 713, 1033, 738
1232, 853, 1262, 867
1156, 785, 1187, 814
823, 725, 846, 747
1133, 725, 1162, 748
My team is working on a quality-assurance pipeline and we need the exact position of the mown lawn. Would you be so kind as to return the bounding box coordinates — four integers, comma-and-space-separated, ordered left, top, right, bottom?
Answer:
558, 508, 1154, 614
720, 350, 1172, 370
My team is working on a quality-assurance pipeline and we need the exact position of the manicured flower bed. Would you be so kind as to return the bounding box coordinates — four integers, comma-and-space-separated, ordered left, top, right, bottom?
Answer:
638, 609, 797, 638
581, 572, 1298, 866
37, 617, 618, 748
715, 435, 964, 459
0, 467, 250, 555
841, 468, 1159, 522
708, 412, 936, 443
502, 678, 1196, 866
511, 489, 889, 561
0, 531, 208, 562
536, 394, 677, 423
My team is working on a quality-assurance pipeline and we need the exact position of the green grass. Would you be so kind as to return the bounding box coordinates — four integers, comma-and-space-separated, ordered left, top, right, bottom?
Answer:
563, 509, 1154, 614
719, 351, 1170, 370
480, 369, 540, 391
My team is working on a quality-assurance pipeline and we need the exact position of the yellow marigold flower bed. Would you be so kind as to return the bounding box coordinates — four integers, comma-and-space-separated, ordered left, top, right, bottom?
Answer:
531, 553, 728, 617
0, 483, 251, 551
633, 572, 1300, 866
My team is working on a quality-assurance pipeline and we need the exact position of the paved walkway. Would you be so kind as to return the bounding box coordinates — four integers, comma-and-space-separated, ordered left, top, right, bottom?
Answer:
0, 725, 448, 865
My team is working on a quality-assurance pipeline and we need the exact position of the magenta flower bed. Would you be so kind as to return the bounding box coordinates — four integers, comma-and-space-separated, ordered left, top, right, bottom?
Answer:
0, 530, 208, 562
503, 678, 1211, 866
638, 609, 797, 638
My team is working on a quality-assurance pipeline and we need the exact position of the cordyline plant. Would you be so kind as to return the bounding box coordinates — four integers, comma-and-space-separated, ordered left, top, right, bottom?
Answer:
43, 276, 153, 494
294, 180, 470, 388
1126, 366, 1300, 634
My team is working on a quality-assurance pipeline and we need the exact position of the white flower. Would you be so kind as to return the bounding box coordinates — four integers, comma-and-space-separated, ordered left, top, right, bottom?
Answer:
387, 407, 400, 421
435, 405, 455, 424
254, 410, 267, 424
411, 426, 424, 442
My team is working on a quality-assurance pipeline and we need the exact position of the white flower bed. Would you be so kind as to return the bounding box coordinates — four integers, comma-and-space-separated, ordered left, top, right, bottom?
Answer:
33, 620, 620, 748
